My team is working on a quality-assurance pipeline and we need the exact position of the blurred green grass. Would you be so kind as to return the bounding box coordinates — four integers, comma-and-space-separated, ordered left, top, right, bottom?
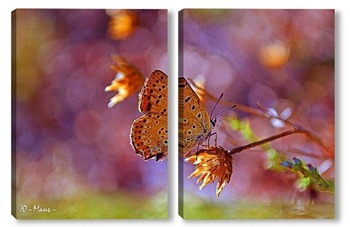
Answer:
180, 193, 334, 219
14, 191, 167, 219
14, 190, 334, 219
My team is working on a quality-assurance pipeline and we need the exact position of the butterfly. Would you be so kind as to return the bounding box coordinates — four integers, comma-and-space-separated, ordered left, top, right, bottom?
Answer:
178, 77, 216, 157
130, 70, 168, 161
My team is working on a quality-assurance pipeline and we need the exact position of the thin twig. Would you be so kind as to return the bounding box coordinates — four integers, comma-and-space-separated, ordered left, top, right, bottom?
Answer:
229, 127, 298, 155
228, 126, 331, 157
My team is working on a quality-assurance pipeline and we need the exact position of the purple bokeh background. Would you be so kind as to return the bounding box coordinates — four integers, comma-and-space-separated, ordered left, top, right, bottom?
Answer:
14, 9, 168, 201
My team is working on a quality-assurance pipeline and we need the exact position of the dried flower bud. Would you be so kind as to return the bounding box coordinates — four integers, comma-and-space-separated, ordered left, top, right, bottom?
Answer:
105, 55, 145, 107
186, 146, 233, 197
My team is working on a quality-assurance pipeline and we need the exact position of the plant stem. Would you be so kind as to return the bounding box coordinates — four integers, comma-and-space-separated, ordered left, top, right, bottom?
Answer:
229, 127, 301, 155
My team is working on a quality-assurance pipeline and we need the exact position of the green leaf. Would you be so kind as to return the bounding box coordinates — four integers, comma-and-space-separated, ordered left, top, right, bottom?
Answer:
297, 177, 311, 191
281, 157, 334, 194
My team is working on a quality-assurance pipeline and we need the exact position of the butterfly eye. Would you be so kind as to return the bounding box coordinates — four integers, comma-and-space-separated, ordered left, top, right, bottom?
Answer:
210, 118, 217, 127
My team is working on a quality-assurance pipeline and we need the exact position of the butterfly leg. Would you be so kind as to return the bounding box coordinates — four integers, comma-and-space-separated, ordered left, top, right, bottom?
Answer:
195, 142, 201, 161
207, 131, 218, 147
213, 132, 218, 147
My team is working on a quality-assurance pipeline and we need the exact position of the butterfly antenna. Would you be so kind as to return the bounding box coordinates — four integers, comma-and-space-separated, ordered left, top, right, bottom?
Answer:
212, 104, 237, 120
209, 93, 224, 127
210, 93, 224, 120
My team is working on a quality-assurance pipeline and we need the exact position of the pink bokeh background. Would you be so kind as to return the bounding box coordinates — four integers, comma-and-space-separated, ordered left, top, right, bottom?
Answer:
180, 9, 334, 202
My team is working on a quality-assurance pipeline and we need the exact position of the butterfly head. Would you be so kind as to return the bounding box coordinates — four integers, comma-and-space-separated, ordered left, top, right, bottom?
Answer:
210, 117, 217, 128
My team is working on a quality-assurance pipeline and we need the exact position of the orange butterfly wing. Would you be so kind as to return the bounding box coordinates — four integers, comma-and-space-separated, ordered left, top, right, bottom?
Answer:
178, 77, 212, 157
130, 70, 168, 161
